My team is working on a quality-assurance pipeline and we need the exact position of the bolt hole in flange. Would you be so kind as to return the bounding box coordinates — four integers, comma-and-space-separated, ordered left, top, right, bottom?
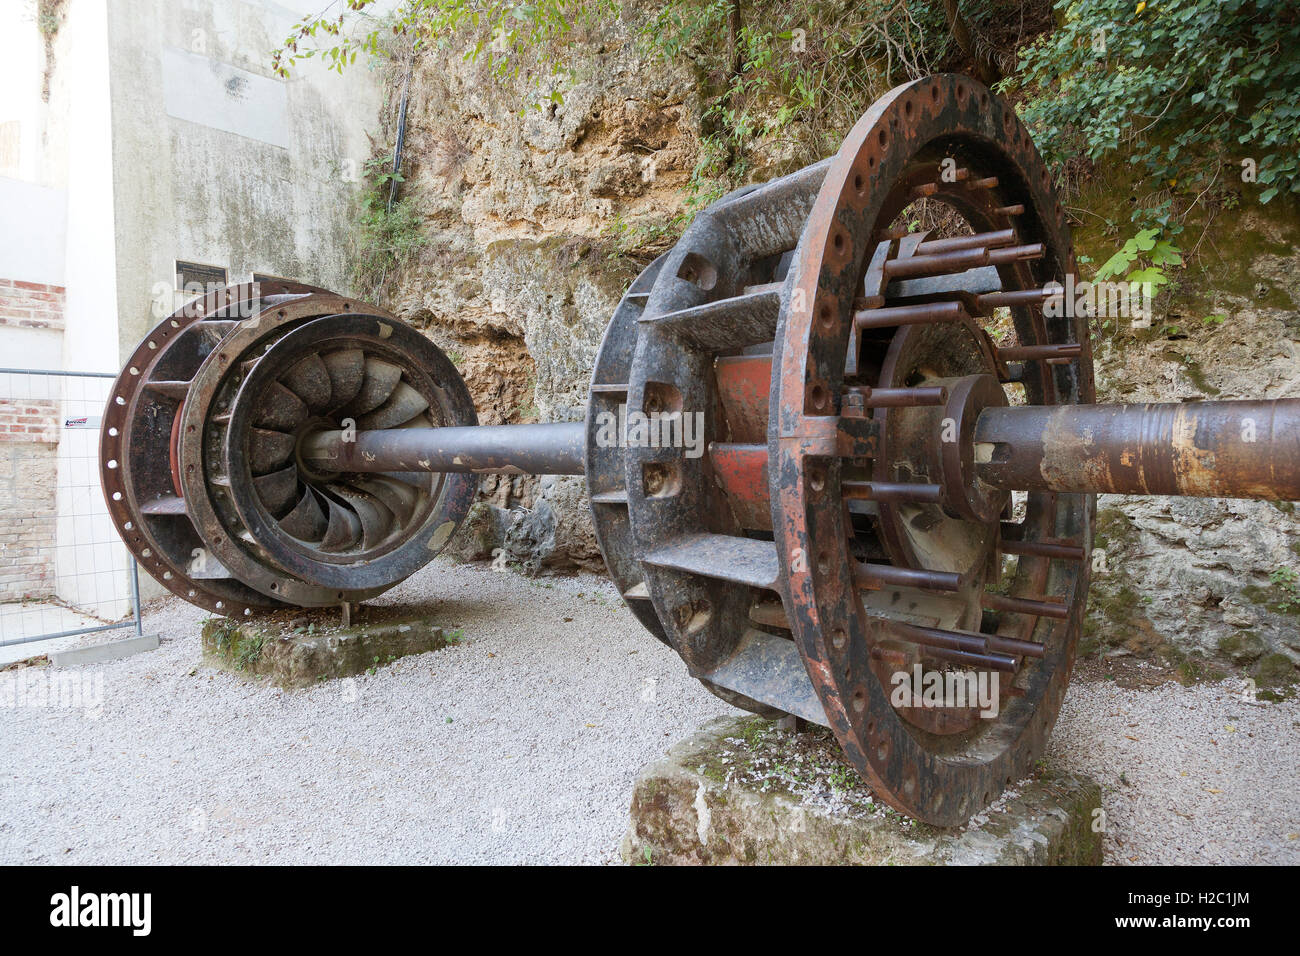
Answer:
676, 252, 718, 291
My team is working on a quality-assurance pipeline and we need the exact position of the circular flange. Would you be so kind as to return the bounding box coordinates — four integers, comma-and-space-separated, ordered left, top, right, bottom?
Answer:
772, 74, 1094, 825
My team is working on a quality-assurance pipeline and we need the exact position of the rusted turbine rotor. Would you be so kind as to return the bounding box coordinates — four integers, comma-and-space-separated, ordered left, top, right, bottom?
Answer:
102, 75, 1300, 824
100, 284, 477, 615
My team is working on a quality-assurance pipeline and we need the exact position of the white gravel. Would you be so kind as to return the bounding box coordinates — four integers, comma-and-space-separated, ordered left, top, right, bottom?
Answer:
1, 559, 1296, 864
1049, 674, 1300, 865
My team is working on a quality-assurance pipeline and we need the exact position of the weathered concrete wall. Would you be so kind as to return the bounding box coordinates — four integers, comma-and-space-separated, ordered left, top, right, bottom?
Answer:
105, 0, 389, 358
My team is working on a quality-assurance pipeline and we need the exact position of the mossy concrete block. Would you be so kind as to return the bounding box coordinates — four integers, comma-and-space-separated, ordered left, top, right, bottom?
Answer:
201, 612, 445, 688
621, 717, 1102, 866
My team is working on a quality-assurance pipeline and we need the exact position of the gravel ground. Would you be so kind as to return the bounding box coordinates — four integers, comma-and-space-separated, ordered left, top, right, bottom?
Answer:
1049, 674, 1300, 865
1, 560, 1296, 864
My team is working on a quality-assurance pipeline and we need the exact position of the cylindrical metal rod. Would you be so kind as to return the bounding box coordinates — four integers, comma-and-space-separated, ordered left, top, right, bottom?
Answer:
300, 422, 586, 475
975, 399, 1300, 500
855, 300, 965, 329
855, 561, 962, 592
997, 342, 1081, 362
915, 228, 1015, 256
846, 385, 949, 408
891, 620, 1046, 660
1000, 538, 1086, 562
884, 246, 989, 279
843, 480, 943, 504
986, 242, 1045, 267
976, 286, 1058, 311
981, 592, 1071, 620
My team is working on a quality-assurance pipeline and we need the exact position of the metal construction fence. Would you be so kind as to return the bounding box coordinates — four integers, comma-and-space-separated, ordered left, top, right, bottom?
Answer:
0, 368, 142, 650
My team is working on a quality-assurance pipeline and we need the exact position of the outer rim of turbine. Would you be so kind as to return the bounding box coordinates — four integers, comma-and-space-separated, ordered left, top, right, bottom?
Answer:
771, 74, 1094, 825
99, 281, 326, 615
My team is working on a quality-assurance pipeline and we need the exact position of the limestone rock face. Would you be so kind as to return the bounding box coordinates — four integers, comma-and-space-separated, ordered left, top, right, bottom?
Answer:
1085, 231, 1300, 677
373, 15, 699, 572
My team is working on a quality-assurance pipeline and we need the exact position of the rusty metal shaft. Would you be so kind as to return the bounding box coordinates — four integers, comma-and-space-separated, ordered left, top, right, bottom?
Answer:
300, 422, 586, 475
975, 399, 1300, 500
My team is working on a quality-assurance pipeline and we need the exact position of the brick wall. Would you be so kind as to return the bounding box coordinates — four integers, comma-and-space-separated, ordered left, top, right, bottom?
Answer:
0, 398, 59, 444
0, 399, 59, 600
0, 279, 66, 331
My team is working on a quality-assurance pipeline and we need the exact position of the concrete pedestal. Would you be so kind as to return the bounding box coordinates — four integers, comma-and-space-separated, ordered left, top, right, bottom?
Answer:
201, 607, 446, 688
622, 716, 1102, 866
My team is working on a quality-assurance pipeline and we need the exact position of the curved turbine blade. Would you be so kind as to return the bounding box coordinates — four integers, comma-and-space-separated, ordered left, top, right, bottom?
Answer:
278, 487, 327, 540
331, 486, 394, 550
342, 358, 401, 417
319, 497, 362, 552
282, 353, 333, 412
251, 381, 308, 432
356, 382, 430, 430
253, 464, 299, 516
353, 476, 419, 525
322, 349, 365, 411
248, 428, 296, 475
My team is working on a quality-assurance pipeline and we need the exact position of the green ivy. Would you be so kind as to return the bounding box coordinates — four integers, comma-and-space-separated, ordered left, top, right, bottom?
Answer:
273, 0, 616, 89
352, 157, 428, 296
1013, 0, 1300, 217
1095, 227, 1182, 291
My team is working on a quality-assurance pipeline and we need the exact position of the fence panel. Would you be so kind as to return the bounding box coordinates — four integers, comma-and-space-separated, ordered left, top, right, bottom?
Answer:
0, 368, 141, 649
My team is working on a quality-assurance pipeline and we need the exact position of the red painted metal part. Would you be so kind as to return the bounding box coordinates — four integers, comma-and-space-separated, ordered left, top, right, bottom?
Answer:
714, 353, 773, 444
710, 442, 770, 530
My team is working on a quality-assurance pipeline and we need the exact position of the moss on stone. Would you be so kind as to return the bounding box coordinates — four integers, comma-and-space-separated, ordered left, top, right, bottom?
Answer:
1093, 507, 1139, 554
1254, 653, 1297, 689
1179, 356, 1221, 396
1217, 631, 1266, 665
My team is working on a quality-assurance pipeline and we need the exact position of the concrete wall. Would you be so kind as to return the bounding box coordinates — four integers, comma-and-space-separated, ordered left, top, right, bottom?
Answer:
0, 1, 51, 184
107, 0, 389, 355
98, 0, 386, 603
